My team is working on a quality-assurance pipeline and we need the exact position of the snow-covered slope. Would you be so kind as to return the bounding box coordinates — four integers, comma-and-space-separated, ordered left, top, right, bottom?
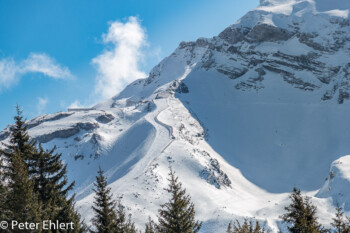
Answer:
2, 0, 350, 231
317, 155, 350, 210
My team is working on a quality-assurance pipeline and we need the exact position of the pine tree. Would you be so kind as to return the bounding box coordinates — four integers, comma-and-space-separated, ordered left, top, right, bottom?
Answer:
115, 203, 137, 233
227, 221, 233, 233
8, 105, 36, 161
157, 167, 202, 233
145, 217, 157, 233
6, 149, 42, 233
91, 167, 137, 233
281, 188, 326, 233
32, 145, 75, 217
331, 205, 350, 233
0, 106, 41, 231
31, 143, 84, 232
1, 106, 37, 178
91, 167, 118, 233
227, 219, 266, 233
56, 194, 86, 233
0, 158, 10, 227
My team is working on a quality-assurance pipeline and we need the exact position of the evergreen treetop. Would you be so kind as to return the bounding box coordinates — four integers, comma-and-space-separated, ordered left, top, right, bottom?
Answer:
281, 188, 326, 233
92, 166, 118, 233
331, 205, 350, 233
32, 144, 75, 205
227, 219, 267, 233
115, 203, 137, 233
10, 105, 32, 154
145, 217, 157, 233
157, 167, 202, 233
1, 105, 37, 176
91, 166, 137, 233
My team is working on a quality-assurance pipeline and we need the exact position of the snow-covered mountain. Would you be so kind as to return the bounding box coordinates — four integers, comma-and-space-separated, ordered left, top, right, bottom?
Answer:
2, 0, 350, 231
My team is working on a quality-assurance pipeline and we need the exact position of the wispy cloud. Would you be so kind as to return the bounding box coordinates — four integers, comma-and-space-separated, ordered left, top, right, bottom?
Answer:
0, 58, 18, 89
0, 53, 73, 91
36, 97, 49, 114
92, 16, 147, 99
68, 100, 83, 109
22, 53, 72, 79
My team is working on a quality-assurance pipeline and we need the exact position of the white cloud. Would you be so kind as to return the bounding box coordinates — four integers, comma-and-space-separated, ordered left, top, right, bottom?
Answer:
37, 97, 49, 114
21, 53, 73, 79
92, 16, 147, 99
68, 100, 83, 109
0, 53, 73, 91
0, 58, 18, 89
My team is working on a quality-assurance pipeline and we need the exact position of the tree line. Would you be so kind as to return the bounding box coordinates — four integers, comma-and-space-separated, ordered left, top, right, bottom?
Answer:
0, 106, 85, 232
92, 169, 350, 233
1, 108, 350, 233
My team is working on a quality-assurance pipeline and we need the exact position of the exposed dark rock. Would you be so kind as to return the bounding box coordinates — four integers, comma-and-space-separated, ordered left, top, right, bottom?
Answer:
76, 122, 99, 131
126, 100, 137, 107
235, 68, 266, 91
227, 46, 240, 54
217, 67, 248, 80
96, 113, 115, 124
283, 74, 318, 91
249, 58, 265, 66
338, 89, 350, 104
27, 112, 74, 129
201, 51, 216, 70
36, 127, 80, 143
176, 82, 189, 94
156, 91, 172, 99
246, 24, 293, 43
298, 32, 328, 51
317, 66, 341, 84
0, 130, 10, 141
74, 154, 84, 160
272, 52, 324, 72
195, 38, 210, 47
90, 133, 102, 145
144, 63, 161, 85
34, 122, 99, 143
218, 27, 249, 44
322, 84, 338, 101
145, 102, 153, 112
178, 41, 196, 49
200, 158, 232, 189
263, 65, 319, 91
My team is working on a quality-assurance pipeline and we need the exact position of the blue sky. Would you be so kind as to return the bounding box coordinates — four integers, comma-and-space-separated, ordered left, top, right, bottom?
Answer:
0, 0, 259, 129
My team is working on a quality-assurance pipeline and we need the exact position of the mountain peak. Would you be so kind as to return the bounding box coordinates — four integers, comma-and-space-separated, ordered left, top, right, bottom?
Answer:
259, 0, 350, 13
260, 0, 294, 6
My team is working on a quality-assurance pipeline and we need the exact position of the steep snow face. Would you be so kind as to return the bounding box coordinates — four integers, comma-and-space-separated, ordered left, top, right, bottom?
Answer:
317, 155, 350, 211
2, 0, 350, 231
163, 0, 350, 192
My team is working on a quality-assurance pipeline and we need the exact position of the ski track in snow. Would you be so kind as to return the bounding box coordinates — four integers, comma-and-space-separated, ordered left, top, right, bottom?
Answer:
153, 99, 175, 153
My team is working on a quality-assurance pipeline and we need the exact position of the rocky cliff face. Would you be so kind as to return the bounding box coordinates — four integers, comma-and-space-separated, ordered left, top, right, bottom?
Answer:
2, 0, 350, 232
175, 0, 350, 103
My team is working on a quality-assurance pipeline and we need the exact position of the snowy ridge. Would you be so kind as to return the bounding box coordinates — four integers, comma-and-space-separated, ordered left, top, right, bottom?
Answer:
2, 0, 350, 231
317, 155, 350, 210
